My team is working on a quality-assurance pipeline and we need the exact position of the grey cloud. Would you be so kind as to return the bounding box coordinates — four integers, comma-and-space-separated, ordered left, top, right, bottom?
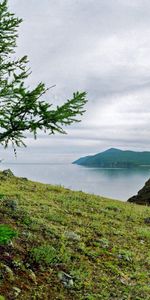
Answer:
6, 0, 150, 155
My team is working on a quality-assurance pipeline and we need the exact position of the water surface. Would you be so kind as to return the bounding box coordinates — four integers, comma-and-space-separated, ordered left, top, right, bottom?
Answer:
1, 159, 150, 201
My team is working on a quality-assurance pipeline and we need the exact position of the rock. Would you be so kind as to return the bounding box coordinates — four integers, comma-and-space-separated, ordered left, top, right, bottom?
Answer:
4, 199, 18, 211
75, 209, 83, 216
144, 217, 150, 224
64, 231, 81, 241
58, 271, 74, 288
2, 169, 14, 177
28, 269, 37, 284
140, 239, 145, 244
12, 259, 23, 269
0, 263, 14, 282
12, 287, 21, 297
21, 177, 28, 181
128, 179, 150, 205
3, 252, 11, 259
98, 238, 109, 248
8, 241, 14, 247
22, 230, 30, 237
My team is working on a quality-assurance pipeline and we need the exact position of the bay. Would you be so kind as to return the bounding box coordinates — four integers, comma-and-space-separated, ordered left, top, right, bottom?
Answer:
1, 154, 150, 201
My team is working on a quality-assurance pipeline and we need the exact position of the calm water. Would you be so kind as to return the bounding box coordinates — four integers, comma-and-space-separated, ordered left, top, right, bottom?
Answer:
1, 159, 150, 201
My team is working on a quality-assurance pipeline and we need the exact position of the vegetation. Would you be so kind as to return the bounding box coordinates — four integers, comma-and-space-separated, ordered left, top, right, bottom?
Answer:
0, 224, 17, 245
73, 148, 150, 168
0, 170, 150, 299
0, 0, 87, 150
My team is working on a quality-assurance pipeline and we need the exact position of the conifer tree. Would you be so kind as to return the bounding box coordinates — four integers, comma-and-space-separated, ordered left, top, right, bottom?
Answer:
0, 0, 87, 150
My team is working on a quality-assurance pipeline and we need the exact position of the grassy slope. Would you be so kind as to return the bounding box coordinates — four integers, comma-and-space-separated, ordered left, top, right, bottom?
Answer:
0, 172, 150, 300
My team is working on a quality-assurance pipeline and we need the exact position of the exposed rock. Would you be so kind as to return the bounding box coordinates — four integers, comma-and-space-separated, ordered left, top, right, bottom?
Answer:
58, 271, 74, 288
144, 217, 150, 224
28, 269, 37, 284
4, 199, 18, 211
2, 169, 14, 177
128, 179, 150, 205
8, 241, 14, 247
21, 177, 28, 181
0, 263, 14, 282
98, 238, 109, 249
64, 231, 81, 241
12, 287, 21, 297
12, 259, 23, 269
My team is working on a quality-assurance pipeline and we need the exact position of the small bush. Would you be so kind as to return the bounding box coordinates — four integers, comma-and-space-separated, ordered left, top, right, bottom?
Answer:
0, 194, 5, 200
0, 224, 17, 245
105, 205, 121, 212
46, 213, 66, 224
137, 228, 150, 240
12, 209, 33, 226
30, 244, 58, 265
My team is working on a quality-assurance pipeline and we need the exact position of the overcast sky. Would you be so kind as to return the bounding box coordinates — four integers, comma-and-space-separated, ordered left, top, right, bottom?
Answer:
5, 0, 150, 160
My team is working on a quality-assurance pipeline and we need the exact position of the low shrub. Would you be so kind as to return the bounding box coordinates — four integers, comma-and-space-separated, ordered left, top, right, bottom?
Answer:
30, 244, 58, 265
0, 224, 17, 245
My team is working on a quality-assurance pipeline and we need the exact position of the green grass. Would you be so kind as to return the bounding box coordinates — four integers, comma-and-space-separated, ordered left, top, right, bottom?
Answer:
0, 171, 150, 299
0, 224, 17, 245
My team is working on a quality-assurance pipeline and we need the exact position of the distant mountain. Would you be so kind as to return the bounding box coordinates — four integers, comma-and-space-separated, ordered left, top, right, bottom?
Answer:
73, 148, 150, 168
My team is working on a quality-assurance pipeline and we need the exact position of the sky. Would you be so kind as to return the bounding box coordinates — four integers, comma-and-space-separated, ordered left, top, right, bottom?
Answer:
3, 0, 150, 161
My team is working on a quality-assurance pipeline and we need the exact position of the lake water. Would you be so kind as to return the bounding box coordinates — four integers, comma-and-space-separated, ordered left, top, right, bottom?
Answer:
1, 156, 150, 201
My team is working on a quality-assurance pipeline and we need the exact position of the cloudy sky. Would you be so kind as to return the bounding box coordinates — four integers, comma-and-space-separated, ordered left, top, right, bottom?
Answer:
4, 0, 150, 160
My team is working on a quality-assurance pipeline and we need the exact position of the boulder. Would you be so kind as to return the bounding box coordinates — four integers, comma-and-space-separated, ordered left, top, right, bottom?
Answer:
0, 263, 14, 282
144, 217, 150, 224
58, 271, 74, 288
12, 287, 21, 297
2, 169, 14, 177
64, 231, 81, 241
128, 179, 150, 205
4, 199, 18, 211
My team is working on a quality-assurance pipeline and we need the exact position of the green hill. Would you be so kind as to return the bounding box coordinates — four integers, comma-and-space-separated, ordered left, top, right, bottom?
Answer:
73, 148, 150, 168
0, 170, 150, 299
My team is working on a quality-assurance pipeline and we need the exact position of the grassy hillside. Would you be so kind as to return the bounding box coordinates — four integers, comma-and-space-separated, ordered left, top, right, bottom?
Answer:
73, 148, 150, 167
0, 170, 150, 300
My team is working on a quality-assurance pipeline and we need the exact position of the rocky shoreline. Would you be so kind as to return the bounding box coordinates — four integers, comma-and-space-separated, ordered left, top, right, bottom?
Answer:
128, 179, 150, 205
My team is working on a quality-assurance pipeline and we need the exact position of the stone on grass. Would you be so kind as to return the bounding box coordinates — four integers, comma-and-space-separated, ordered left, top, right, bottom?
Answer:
144, 217, 150, 224
58, 271, 74, 288
28, 269, 37, 284
2, 169, 14, 177
21, 177, 28, 181
4, 199, 18, 211
12, 287, 21, 297
0, 263, 14, 282
64, 231, 81, 241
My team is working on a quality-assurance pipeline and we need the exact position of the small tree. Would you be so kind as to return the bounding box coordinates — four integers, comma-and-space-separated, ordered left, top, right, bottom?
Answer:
0, 0, 87, 151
